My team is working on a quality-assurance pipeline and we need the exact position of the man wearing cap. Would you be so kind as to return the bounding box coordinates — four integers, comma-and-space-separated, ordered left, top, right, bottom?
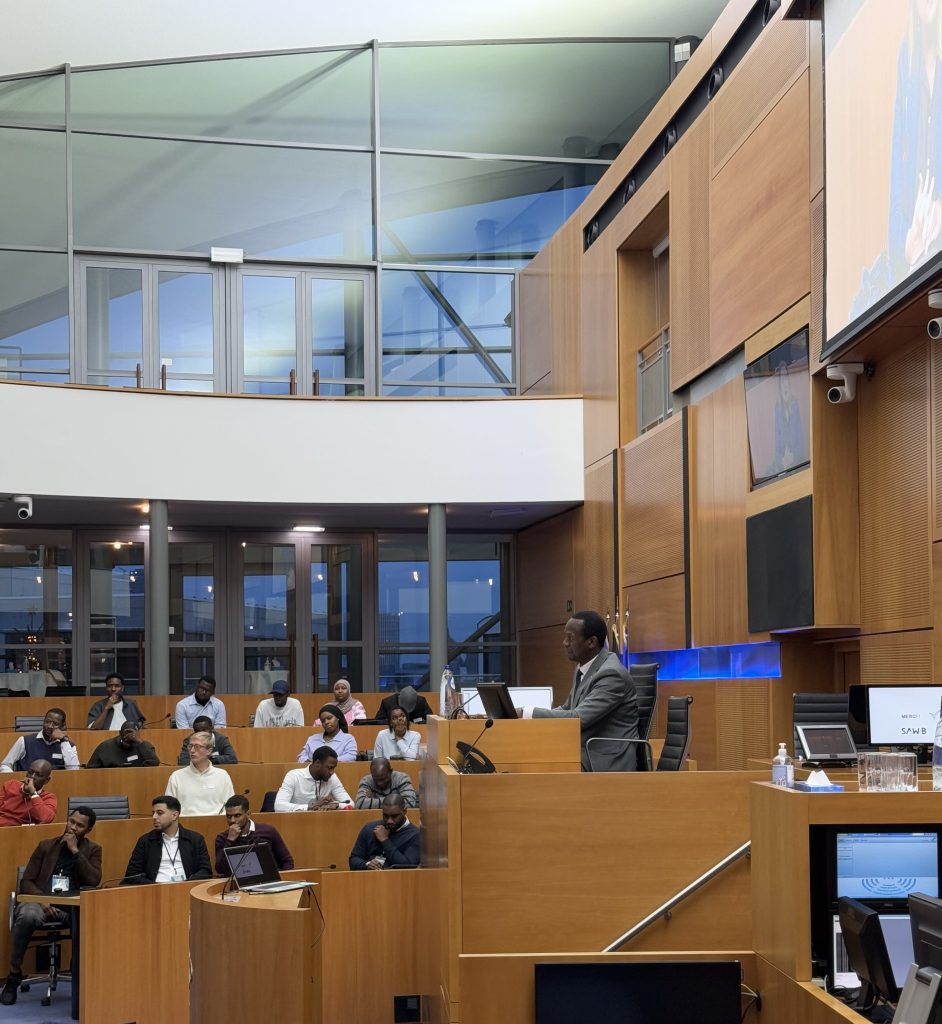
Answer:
253, 680, 304, 728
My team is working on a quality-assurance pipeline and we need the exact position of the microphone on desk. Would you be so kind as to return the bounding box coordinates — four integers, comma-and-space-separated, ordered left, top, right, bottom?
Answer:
99, 872, 149, 888
456, 719, 496, 775
143, 714, 172, 729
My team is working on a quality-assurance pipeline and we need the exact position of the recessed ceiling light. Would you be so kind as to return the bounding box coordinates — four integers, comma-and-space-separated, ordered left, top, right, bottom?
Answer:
292, 525, 326, 532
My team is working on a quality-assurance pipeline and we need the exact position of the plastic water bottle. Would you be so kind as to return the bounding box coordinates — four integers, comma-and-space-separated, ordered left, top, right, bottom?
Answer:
933, 699, 942, 791
440, 666, 458, 717
772, 742, 794, 788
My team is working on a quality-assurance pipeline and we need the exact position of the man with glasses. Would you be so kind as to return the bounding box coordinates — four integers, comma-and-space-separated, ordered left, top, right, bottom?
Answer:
166, 732, 234, 815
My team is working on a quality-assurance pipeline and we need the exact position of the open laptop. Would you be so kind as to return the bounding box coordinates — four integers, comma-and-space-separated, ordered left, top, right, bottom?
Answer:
795, 723, 858, 765
222, 842, 311, 894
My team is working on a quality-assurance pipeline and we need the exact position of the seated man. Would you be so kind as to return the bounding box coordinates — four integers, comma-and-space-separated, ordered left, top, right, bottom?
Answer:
0, 805, 102, 1005
176, 714, 238, 765
214, 794, 294, 875
275, 746, 352, 812
253, 679, 304, 728
167, 732, 234, 815
0, 761, 56, 827
175, 675, 227, 731
87, 672, 145, 730
349, 794, 421, 870
0, 708, 79, 772
87, 721, 160, 768
355, 757, 419, 810
376, 685, 433, 724
123, 795, 212, 884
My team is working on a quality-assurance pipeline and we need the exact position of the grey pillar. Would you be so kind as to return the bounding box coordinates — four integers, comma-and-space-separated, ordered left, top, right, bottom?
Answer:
148, 500, 170, 695
428, 503, 448, 691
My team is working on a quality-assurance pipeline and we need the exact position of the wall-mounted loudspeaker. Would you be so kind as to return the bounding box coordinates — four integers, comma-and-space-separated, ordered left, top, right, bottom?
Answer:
622, 178, 636, 205
707, 65, 724, 100
662, 125, 677, 157
763, 0, 781, 26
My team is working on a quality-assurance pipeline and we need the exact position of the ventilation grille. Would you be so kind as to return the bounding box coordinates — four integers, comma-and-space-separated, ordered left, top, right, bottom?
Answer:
860, 636, 933, 684
712, 19, 809, 172
715, 680, 771, 770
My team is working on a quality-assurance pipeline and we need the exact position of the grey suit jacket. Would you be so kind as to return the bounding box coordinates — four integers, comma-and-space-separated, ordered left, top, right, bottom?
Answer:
533, 650, 639, 771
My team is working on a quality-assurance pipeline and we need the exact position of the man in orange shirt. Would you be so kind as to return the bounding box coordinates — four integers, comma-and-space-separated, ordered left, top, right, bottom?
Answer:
0, 760, 57, 826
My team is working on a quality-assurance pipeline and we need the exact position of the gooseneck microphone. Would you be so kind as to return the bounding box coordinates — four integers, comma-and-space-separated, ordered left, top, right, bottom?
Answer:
458, 718, 494, 774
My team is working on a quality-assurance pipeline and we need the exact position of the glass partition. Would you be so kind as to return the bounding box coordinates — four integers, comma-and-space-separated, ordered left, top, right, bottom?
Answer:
242, 543, 296, 689
88, 540, 145, 691
0, 128, 66, 248
0, 74, 65, 127
169, 542, 215, 695
71, 50, 372, 145
158, 269, 217, 389
311, 543, 363, 689
0, 251, 69, 381
84, 265, 144, 384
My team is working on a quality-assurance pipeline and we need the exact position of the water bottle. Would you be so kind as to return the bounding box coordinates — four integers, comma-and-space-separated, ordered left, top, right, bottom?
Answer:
440, 666, 458, 717
771, 742, 794, 788
933, 698, 942, 791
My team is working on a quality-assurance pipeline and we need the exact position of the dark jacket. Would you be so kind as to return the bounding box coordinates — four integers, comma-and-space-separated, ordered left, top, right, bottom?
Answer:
122, 825, 212, 884
214, 821, 294, 875
87, 735, 159, 769
177, 731, 238, 765
86, 697, 146, 730
349, 819, 421, 870
21, 834, 102, 893
376, 694, 432, 724
354, 770, 419, 809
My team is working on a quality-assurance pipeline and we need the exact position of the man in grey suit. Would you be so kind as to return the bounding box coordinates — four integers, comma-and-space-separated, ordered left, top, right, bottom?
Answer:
519, 610, 639, 772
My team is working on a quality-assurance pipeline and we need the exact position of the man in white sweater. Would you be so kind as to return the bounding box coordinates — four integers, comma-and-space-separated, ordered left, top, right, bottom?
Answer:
253, 680, 304, 728
166, 732, 234, 815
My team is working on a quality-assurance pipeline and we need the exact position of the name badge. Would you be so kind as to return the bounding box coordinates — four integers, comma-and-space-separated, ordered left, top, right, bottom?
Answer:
51, 753, 63, 760
50, 874, 70, 893
126, 754, 139, 762
171, 868, 186, 883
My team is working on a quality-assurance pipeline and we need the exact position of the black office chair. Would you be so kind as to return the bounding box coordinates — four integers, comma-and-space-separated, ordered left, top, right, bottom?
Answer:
14, 716, 45, 733
66, 796, 129, 821
260, 791, 278, 813
7, 867, 71, 1008
792, 692, 849, 758
586, 695, 694, 773
631, 662, 659, 741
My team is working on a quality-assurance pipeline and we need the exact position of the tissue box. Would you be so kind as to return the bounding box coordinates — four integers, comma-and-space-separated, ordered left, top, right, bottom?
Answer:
792, 781, 845, 793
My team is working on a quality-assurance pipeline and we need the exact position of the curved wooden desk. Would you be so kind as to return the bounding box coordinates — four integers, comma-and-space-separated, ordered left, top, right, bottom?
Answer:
189, 875, 323, 1024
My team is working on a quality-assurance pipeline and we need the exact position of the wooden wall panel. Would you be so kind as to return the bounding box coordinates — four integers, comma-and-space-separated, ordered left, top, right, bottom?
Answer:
517, 245, 552, 392
859, 338, 931, 632
581, 234, 620, 465
582, 454, 616, 621
624, 574, 686, 654
669, 110, 712, 389
621, 415, 685, 586
689, 378, 750, 646
809, 20, 824, 200
712, 19, 808, 174
811, 370, 860, 627
515, 510, 575, 632
617, 250, 657, 447
517, 624, 572, 703
810, 192, 825, 366
933, 335, 942, 541
715, 679, 772, 770
859, 631, 933, 684
710, 73, 811, 357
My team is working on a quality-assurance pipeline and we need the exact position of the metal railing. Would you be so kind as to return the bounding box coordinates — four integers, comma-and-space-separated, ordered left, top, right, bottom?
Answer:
603, 841, 751, 952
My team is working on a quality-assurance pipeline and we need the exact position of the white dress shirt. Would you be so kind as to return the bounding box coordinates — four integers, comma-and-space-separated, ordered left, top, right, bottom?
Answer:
274, 768, 352, 811
0, 732, 80, 772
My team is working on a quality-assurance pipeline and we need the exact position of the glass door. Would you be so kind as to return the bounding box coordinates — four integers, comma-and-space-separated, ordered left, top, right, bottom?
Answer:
86, 535, 146, 693
169, 537, 222, 695
237, 541, 297, 691
309, 540, 368, 690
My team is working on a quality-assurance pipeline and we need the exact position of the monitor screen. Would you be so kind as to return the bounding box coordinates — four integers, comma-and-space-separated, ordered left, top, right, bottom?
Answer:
534, 962, 742, 1024
223, 842, 279, 887
837, 832, 939, 902
910, 892, 942, 975
838, 897, 902, 1005
460, 685, 554, 716
833, 913, 913, 990
743, 330, 810, 487
475, 681, 518, 720
796, 723, 857, 760
867, 685, 942, 745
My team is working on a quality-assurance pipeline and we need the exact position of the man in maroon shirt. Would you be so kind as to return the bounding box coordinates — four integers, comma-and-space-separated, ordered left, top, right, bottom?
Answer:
0, 760, 56, 827
214, 793, 294, 875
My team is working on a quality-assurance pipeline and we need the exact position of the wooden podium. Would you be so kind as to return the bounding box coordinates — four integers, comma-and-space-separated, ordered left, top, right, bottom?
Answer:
189, 876, 323, 1024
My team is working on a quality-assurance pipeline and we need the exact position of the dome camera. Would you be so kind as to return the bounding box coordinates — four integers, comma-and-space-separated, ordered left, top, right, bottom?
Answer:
825, 363, 865, 405
13, 496, 32, 520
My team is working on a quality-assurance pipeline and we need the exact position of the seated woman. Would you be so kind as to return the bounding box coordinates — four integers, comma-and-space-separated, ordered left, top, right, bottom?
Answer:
297, 703, 358, 763
314, 678, 367, 728
373, 707, 421, 761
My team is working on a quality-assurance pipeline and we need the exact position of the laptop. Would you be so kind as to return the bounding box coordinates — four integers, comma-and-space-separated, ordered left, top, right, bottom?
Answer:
795, 723, 858, 764
222, 842, 312, 894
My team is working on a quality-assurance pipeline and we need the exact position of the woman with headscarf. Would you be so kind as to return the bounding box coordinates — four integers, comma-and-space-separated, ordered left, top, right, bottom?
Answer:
297, 703, 358, 763
329, 677, 367, 726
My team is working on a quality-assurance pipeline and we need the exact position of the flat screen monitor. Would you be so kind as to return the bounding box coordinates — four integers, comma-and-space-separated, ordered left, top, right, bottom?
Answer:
743, 329, 810, 487
474, 681, 518, 720
796, 723, 857, 761
534, 961, 741, 1024
223, 842, 280, 888
837, 832, 939, 902
910, 893, 942, 975
460, 685, 554, 716
838, 897, 902, 1008
866, 685, 942, 746
833, 913, 913, 990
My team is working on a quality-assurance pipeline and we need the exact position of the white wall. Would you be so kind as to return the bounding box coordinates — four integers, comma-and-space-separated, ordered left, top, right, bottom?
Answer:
0, 1, 726, 75
0, 385, 583, 506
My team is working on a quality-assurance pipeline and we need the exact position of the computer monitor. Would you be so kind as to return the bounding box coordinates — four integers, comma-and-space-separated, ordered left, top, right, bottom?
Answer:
832, 913, 913, 991
534, 961, 742, 1024
795, 723, 857, 761
223, 842, 280, 889
460, 685, 554, 716
836, 831, 939, 904
909, 894, 942, 1024
838, 897, 902, 1010
866, 685, 942, 746
474, 681, 518, 720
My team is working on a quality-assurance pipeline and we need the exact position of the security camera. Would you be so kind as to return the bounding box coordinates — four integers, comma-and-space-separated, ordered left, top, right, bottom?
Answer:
929, 318, 942, 340
13, 496, 32, 520
826, 363, 865, 405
